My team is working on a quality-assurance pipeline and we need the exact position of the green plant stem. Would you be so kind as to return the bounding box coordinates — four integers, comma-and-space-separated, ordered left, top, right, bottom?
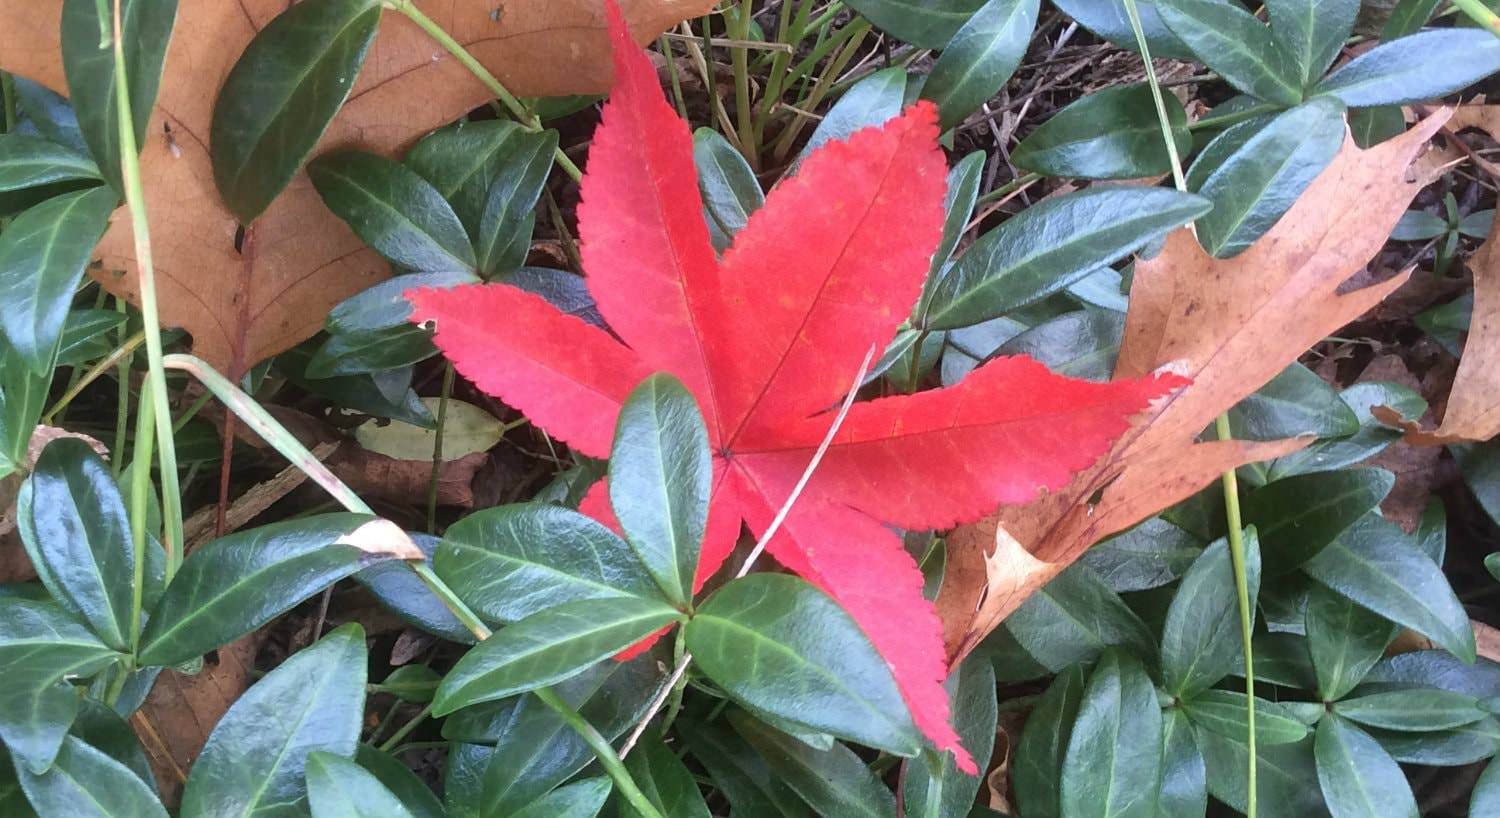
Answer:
660, 35, 690, 120
1188, 102, 1278, 132
43, 329, 147, 424
922, 750, 944, 817
126, 379, 156, 655
730, 0, 758, 167
427, 362, 454, 532
111, 0, 183, 579
974, 172, 1042, 206
1119, 0, 1185, 191
378, 703, 433, 752
533, 687, 665, 818
1451, 0, 1500, 34
386, 0, 583, 182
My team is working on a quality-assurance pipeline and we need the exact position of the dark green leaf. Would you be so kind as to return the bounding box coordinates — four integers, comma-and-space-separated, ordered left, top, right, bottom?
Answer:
1162, 532, 1260, 697
1383, 0, 1442, 37
1251, 632, 1318, 689
55, 309, 127, 367
1198, 732, 1329, 818
904, 656, 997, 817
1048, 0, 1197, 59
375, 665, 441, 704
729, 709, 897, 818
306, 751, 417, 818
1003, 563, 1156, 672
1080, 517, 1204, 592
310, 150, 475, 272
995, 309, 1123, 381
508, 778, 611, 818
433, 598, 682, 714
1187, 97, 1346, 257
1157, 0, 1301, 104
682, 719, 809, 818
841, 0, 986, 48
473, 132, 555, 278
921, 187, 1208, 329
12, 77, 88, 154
16, 735, 166, 818
1180, 690, 1311, 745
1227, 363, 1357, 443
353, 532, 473, 643
1267, 381, 1426, 480
137, 513, 403, 667
609, 373, 710, 605
1158, 710, 1206, 818
1314, 716, 1417, 818
1361, 649, 1500, 699
306, 324, 437, 379
0, 186, 116, 372
624, 738, 711, 818
0, 133, 101, 214
916, 151, 987, 319
695, 128, 764, 252
1315, 30, 1500, 107
329, 271, 478, 334
444, 743, 491, 818
1266, 0, 1358, 86
1334, 688, 1486, 732
210, 0, 382, 222
70, 699, 155, 789
798, 68, 906, 162
1242, 469, 1393, 574
180, 624, 367, 818
403, 120, 550, 237
921, 0, 1040, 131
687, 574, 922, 756
435, 503, 663, 626
60, 0, 176, 193
1473, 758, 1500, 817
353, 745, 443, 818
1012, 84, 1191, 179
1369, 716, 1500, 766
1305, 584, 1394, 701
1348, 106, 1407, 148
1302, 514, 1475, 662
1390, 209, 1449, 241
1059, 649, 1162, 818
277, 347, 434, 427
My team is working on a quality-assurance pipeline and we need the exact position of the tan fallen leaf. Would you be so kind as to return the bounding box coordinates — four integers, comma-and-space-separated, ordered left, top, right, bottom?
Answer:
939, 112, 1452, 663
0, 0, 713, 377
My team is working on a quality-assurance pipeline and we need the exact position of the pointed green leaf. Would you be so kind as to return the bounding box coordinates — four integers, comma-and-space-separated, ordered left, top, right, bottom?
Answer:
682, 719, 809, 818
729, 710, 897, 818
903, 656, 997, 817
1334, 688, 1487, 732
1381, 0, 1441, 38
1014, 666, 1086, 818
1162, 532, 1261, 697
1003, 563, 1157, 672
1369, 716, 1500, 766
509, 778, 612, 818
1048, 0, 1198, 59
70, 699, 156, 790
1012, 84, 1191, 180
1060, 649, 1163, 818
1242, 469, 1393, 574
1226, 362, 1357, 442
473, 130, 556, 277
1157, 0, 1302, 105
352, 746, 443, 818
1268, 381, 1426, 480
1473, 757, 1500, 816
306, 751, 418, 818
1198, 731, 1328, 818
310, 150, 475, 271
1304, 584, 1395, 701
305, 324, 437, 378
403, 120, 551, 238
916, 150, 987, 317
694, 128, 764, 252
0, 133, 101, 212
1180, 690, 1311, 746
1314, 716, 1418, 818
1265, 0, 1358, 86
921, 0, 1040, 131
1158, 710, 1207, 818
799, 68, 906, 162
329, 271, 478, 334
16, 735, 166, 818
1314, 29, 1500, 107
624, 738, 711, 818
1081, 517, 1203, 593
842, 0, 986, 47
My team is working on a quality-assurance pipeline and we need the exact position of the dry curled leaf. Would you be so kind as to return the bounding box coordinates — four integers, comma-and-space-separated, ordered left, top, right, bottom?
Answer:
940, 112, 1453, 663
0, 0, 714, 376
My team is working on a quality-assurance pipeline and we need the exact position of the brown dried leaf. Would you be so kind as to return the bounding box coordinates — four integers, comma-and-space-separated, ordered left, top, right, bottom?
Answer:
0, 0, 713, 376
939, 113, 1452, 663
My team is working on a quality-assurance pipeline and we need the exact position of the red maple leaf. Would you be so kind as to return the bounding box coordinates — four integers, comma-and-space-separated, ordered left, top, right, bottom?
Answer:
407, 1, 1183, 773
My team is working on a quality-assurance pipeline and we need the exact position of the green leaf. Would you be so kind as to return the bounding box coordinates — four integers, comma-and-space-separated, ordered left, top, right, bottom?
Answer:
1180, 690, 1311, 745
1268, 381, 1426, 480
310, 150, 476, 272
1302, 514, 1475, 662
0, 133, 101, 213
403, 120, 552, 239
0, 598, 122, 773
1080, 517, 1204, 592
11, 77, 88, 153
210, 0, 382, 222
180, 624, 367, 818
841, 0, 986, 48
1242, 469, 1393, 574
1012, 84, 1191, 179
682, 720, 809, 818
916, 151, 987, 317
686, 574, 923, 757
1382, 0, 1442, 39
306, 751, 417, 818
921, 0, 1040, 131
0, 186, 117, 373
623, 738, 711, 818
352, 532, 472, 643
277, 348, 434, 428
799, 68, 907, 162
1187, 97, 1346, 257
20, 439, 137, 650
1003, 563, 1157, 672
0, 345, 53, 476
1348, 106, 1407, 149
1198, 732, 1329, 818
1162, 532, 1260, 697
1013, 664, 1085, 818
434, 503, 664, 626
433, 597, 682, 714
608, 373, 711, 605
1304, 584, 1394, 701
1334, 688, 1487, 732
59, 0, 176, 193
508, 778, 612, 818
1158, 710, 1206, 818
353, 746, 443, 818
694, 128, 764, 252
376, 664, 441, 704
921, 187, 1208, 329
306, 324, 437, 379
1059, 649, 1163, 818
55, 309, 128, 367
903, 656, 997, 817
1227, 363, 1357, 443
15, 735, 166, 818
329, 271, 478, 334
137, 513, 405, 667
1473, 757, 1500, 816
1265, 0, 1358, 86
70, 699, 156, 790
1048, 0, 1198, 59
473, 132, 555, 278
1369, 716, 1500, 766
995, 310, 1123, 382
729, 709, 897, 818
1314, 29, 1500, 107
1314, 716, 1418, 818
1156, 0, 1301, 105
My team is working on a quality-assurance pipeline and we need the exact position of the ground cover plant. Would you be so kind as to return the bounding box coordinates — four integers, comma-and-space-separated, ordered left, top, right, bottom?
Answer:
2, 0, 1500, 815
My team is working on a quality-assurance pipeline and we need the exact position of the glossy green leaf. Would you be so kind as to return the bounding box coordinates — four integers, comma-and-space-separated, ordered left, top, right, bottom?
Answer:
210, 0, 382, 222
277, 347, 434, 428
1334, 688, 1486, 732
1314, 716, 1418, 818
137, 513, 402, 667
306, 324, 437, 378
59, 0, 176, 193
0, 348, 67, 472
1474, 757, 1500, 816
305, 751, 417, 818
1162, 532, 1261, 697
1059, 649, 1162, 818
1180, 690, 1311, 745
1302, 514, 1475, 662
1348, 105, 1407, 149
1251, 632, 1319, 690
435, 503, 664, 626
55, 309, 127, 367
0, 598, 122, 773
353, 746, 443, 818
433, 597, 682, 714
904, 656, 997, 817
1268, 381, 1426, 480
922, 187, 1208, 329
624, 738, 711, 818
995, 310, 1123, 381
841, 0, 986, 48
917, 151, 987, 318
1382, 0, 1442, 39
21, 439, 136, 650
443, 743, 491, 818
1158, 710, 1206, 818
1242, 469, 1393, 574
1187, 97, 1345, 257
310, 150, 475, 272
1266, 0, 1358, 86
15, 735, 166, 818
1003, 563, 1157, 672
509, 778, 612, 818
799, 68, 906, 162
329, 271, 477, 334
1369, 716, 1500, 766
376, 664, 441, 704
180, 624, 367, 818
686, 574, 923, 757
403, 120, 552, 239
682, 719, 809, 818
1048, 0, 1197, 58
1081, 517, 1203, 592
474, 137, 555, 278
1304, 584, 1394, 701
921, 0, 1040, 131
352, 532, 473, 643
729, 710, 897, 818
0, 186, 116, 373
1226, 362, 1357, 443
11, 76, 88, 153
1157, 0, 1301, 104
1012, 84, 1191, 179
694, 128, 764, 252
70, 699, 156, 789
1314, 29, 1500, 107
0, 133, 101, 212
609, 373, 711, 605
1197, 732, 1328, 818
